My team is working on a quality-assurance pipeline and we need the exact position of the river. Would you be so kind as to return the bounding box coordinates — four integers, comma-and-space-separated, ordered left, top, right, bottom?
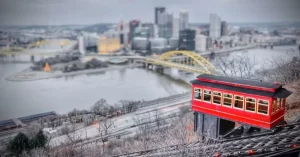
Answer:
0, 45, 298, 120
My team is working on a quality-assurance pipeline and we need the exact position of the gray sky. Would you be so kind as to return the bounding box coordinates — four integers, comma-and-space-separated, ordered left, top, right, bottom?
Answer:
0, 0, 299, 26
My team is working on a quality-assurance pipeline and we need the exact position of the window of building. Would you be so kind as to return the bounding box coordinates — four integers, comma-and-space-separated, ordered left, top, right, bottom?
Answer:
277, 98, 281, 111
223, 94, 232, 107
234, 95, 244, 109
203, 90, 211, 102
194, 88, 202, 101
272, 99, 277, 113
258, 100, 269, 115
246, 97, 256, 112
213, 91, 222, 105
281, 98, 285, 109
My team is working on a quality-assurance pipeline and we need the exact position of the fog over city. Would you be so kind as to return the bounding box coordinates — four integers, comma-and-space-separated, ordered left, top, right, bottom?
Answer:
0, 0, 300, 25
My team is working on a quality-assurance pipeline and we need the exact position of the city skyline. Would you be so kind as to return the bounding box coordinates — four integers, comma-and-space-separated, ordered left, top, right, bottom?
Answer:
0, 0, 300, 26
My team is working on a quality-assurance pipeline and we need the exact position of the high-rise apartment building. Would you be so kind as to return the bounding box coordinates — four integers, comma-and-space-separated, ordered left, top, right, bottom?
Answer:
179, 10, 189, 30
209, 14, 221, 39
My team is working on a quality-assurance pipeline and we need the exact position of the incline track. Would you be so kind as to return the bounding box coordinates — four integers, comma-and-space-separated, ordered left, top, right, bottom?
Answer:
115, 120, 300, 157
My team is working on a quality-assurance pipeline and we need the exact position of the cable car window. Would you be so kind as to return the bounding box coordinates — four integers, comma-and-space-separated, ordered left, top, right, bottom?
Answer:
272, 99, 277, 113
277, 98, 281, 111
281, 98, 285, 109
246, 97, 256, 112
203, 90, 211, 102
258, 100, 269, 115
213, 91, 222, 105
194, 88, 202, 101
234, 95, 244, 109
223, 94, 232, 107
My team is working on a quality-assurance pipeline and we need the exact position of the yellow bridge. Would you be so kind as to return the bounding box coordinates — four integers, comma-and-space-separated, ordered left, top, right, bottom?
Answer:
145, 50, 218, 74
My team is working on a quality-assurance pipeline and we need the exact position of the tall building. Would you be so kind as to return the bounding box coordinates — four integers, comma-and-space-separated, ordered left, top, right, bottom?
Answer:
118, 21, 127, 45
134, 27, 150, 38
155, 7, 166, 24
209, 14, 221, 39
78, 36, 85, 55
179, 10, 189, 30
158, 11, 173, 39
179, 29, 195, 51
195, 35, 207, 52
206, 36, 213, 49
141, 23, 154, 38
129, 20, 140, 43
221, 21, 228, 36
172, 17, 180, 38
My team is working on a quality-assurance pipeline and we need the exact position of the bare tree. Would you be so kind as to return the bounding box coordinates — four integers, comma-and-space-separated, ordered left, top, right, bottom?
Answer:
98, 117, 115, 153
133, 112, 151, 135
91, 98, 108, 115
25, 122, 42, 138
154, 110, 162, 129
216, 55, 257, 79
169, 113, 197, 157
20, 148, 48, 157
61, 124, 77, 144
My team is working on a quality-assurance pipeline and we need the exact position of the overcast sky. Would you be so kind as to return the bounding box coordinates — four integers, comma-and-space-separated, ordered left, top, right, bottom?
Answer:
0, 0, 299, 26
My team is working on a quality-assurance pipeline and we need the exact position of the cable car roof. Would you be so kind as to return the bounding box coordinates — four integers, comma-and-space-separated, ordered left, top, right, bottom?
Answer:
197, 74, 281, 90
191, 78, 292, 98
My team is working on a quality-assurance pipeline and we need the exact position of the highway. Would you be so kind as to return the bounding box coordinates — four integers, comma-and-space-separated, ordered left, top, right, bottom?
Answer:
49, 93, 192, 147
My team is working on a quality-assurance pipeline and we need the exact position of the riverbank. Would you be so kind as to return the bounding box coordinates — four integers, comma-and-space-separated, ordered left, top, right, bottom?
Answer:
5, 64, 143, 82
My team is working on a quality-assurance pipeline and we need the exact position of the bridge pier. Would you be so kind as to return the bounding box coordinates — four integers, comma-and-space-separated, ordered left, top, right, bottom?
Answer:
31, 55, 35, 62
147, 64, 153, 70
155, 65, 164, 73
143, 62, 148, 68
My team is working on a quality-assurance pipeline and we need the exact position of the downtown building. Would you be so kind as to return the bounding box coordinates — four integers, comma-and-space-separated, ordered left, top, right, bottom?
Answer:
155, 7, 166, 25
179, 10, 189, 31
195, 34, 207, 52
179, 29, 195, 51
78, 32, 99, 54
172, 17, 180, 38
129, 20, 140, 43
141, 23, 155, 38
157, 11, 173, 39
221, 21, 228, 36
209, 14, 221, 39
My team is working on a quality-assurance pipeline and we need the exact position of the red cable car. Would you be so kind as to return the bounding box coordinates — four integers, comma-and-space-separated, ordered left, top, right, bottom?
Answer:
191, 74, 292, 129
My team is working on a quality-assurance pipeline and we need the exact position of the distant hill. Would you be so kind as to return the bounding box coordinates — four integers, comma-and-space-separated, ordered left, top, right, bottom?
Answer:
79, 23, 114, 34
0, 25, 86, 30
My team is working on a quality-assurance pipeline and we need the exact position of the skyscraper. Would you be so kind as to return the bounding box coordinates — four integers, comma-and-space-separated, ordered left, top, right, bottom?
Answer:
158, 11, 173, 39
179, 29, 195, 51
155, 7, 166, 24
129, 20, 140, 43
179, 10, 189, 30
221, 21, 228, 36
141, 23, 154, 38
195, 35, 207, 52
172, 17, 180, 38
209, 14, 221, 39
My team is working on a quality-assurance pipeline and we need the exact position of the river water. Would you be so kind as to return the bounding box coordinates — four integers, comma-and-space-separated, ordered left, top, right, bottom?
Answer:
0, 45, 298, 120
